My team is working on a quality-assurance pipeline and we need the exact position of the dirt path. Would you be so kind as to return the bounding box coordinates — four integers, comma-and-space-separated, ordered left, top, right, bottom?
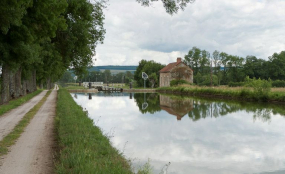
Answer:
0, 85, 58, 174
0, 90, 48, 141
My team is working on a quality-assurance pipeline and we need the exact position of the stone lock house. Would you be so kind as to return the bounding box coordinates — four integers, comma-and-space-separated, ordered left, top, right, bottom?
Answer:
159, 57, 193, 87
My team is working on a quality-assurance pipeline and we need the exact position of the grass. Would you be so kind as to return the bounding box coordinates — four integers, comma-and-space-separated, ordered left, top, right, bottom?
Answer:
55, 89, 133, 174
0, 89, 43, 116
0, 90, 52, 156
157, 85, 285, 103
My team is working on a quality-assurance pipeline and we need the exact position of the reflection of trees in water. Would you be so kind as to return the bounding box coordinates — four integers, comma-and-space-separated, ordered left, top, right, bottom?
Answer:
133, 93, 285, 123
134, 93, 161, 114
188, 99, 285, 123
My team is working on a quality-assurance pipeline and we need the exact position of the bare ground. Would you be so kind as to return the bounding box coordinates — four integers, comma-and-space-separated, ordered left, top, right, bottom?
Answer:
0, 86, 58, 174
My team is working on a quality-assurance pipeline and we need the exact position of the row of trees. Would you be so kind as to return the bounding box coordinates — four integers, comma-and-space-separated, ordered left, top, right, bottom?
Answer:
59, 70, 134, 84
0, 0, 106, 104
184, 47, 285, 85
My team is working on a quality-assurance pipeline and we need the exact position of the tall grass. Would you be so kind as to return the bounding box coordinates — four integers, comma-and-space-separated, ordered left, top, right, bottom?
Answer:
0, 89, 43, 116
55, 89, 132, 174
157, 85, 285, 102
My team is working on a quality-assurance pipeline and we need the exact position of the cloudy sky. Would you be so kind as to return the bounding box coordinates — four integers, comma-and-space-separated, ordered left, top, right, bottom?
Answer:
94, 0, 285, 66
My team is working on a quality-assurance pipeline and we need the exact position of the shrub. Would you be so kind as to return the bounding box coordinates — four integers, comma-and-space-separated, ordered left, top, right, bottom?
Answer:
244, 76, 271, 100
170, 79, 189, 86
272, 80, 285, 87
198, 74, 218, 86
228, 82, 245, 87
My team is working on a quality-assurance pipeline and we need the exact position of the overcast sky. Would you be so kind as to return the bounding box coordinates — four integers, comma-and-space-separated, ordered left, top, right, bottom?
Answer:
94, 0, 285, 66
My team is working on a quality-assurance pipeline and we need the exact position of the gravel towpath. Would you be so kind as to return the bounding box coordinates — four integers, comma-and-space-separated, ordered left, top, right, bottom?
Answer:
0, 90, 48, 141
0, 85, 58, 174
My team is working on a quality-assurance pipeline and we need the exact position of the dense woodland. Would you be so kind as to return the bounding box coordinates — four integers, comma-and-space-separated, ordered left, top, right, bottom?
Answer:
0, 0, 106, 104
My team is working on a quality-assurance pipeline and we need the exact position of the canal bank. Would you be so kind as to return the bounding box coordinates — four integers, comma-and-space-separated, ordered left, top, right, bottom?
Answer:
55, 89, 133, 173
156, 86, 285, 103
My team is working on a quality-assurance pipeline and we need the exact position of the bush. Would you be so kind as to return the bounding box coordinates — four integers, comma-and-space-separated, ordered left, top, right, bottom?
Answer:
198, 74, 218, 86
244, 76, 271, 100
272, 80, 285, 87
170, 79, 189, 86
228, 82, 245, 87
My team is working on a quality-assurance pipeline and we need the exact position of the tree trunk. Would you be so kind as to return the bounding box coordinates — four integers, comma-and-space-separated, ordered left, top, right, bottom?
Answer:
26, 74, 33, 94
22, 80, 27, 96
46, 77, 51, 90
40, 81, 43, 89
9, 70, 16, 99
15, 67, 22, 98
33, 70, 37, 92
1, 64, 10, 104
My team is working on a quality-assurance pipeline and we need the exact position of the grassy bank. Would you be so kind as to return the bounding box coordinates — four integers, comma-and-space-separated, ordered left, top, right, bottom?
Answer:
55, 89, 132, 174
0, 90, 51, 156
157, 85, 285, 103
0, 89, 43, 116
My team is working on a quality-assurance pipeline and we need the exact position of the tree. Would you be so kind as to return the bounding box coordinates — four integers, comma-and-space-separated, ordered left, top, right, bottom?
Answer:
137, 0, 195, 15
134, 60, 164, 87
103, 70, 111, 83
148, 73, 158, 88
268, 51, 285, 80
184, 47, 201, 75
212, 50, 220, 73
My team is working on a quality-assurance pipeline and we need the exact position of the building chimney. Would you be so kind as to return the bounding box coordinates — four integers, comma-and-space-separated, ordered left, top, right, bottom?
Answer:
177, 57, 182, 63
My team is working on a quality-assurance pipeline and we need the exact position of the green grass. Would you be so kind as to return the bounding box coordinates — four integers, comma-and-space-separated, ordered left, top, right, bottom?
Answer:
157, 86, 285, 103
0, 89, 43, 116
0, 90, 52, 156
55, 89, 132, 174
63, 85, 85, 90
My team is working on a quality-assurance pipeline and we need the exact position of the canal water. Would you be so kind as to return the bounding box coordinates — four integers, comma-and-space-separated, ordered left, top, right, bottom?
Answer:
71, 92, 285, 174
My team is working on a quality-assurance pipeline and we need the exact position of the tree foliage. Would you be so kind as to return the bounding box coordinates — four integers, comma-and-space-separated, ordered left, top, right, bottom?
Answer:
183, 46, 285, 86
0, 0, 106, 104
136, 0, 195, 15
134, 60, 164, 88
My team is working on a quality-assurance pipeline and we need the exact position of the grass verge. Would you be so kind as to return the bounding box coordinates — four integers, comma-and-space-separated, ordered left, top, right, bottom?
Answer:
157, 85, 285, 103
0, 90, 52, 156
55, 89, 132, 174
0, 89, 43, 116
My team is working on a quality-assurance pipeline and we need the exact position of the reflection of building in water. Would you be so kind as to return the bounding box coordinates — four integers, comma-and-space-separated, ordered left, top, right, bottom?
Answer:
160, 95, 193, 120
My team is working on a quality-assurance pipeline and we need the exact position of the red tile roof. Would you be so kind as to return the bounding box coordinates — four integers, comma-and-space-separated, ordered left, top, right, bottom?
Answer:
159, 62, 181, 73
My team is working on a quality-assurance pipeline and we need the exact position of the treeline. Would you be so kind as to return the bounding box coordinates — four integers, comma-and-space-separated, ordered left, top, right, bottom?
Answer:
0, 0, 105, 104
59, 70, 134, 84
184, 47, 285, 86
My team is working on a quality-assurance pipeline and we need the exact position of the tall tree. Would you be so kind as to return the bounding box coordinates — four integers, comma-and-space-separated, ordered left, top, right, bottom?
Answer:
212, 50, 220, 73
184, 46, 201, 75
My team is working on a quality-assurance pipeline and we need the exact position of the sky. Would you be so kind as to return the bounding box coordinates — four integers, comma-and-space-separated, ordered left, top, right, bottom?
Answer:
94, 0, 285, 66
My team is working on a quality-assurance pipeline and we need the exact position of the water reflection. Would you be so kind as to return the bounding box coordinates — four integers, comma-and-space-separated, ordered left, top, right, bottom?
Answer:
159, 95, 193, 121
133, 93, 285, 123
71, 92, 285, 174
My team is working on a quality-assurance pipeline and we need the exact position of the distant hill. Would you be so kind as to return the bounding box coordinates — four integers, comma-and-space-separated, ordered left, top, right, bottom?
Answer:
88, 65, 138, 74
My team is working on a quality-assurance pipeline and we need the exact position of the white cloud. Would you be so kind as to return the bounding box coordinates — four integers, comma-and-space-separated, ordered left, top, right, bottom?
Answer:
94, 0, 285, 65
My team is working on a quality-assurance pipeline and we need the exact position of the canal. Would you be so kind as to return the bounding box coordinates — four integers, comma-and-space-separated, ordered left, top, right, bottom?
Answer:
71, 92, 285, 174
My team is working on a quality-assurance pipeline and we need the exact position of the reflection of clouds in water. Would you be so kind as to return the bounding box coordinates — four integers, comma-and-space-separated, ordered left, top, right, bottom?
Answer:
72, 93, 285, 174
